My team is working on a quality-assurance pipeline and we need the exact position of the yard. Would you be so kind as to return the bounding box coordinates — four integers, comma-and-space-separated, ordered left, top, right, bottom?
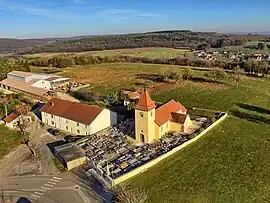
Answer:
0, 124, 24, 158
126, 75, 270, 202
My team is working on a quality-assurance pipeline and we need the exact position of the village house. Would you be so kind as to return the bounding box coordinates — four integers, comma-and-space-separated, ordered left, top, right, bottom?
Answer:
135, 90, 192, 143
40, 98, 118, 135
4, 106, 32, 129
122, 90, 140, 106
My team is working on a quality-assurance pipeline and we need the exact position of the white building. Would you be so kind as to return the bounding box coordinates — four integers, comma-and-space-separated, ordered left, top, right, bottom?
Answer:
7, 71, 69, 90
4, 106, 32, 129
40, 98, 117, 135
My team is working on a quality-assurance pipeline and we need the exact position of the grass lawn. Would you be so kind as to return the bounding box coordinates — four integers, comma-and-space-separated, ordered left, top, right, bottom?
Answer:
24, 47, 191, 59
0, 124, 24, 158
127, 76, 270, 202
246, 40, 270, 46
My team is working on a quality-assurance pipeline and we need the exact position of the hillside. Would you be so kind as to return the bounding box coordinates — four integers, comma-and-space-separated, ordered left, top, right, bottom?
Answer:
1, 31, 270, 55
24, 30, 244, 54
0, 38, 55, 54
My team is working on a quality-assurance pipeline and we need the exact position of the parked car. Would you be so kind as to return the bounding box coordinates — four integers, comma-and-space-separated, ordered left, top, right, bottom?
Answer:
64, 135, 84, 142
47, 128, 60, 136
53, 129, 60, 136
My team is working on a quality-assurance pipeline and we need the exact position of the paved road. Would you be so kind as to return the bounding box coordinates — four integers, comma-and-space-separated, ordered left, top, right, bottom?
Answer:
0, 174, 102, 203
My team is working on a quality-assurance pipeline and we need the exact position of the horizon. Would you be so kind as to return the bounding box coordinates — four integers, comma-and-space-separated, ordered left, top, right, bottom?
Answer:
0, 0, 270, 39
3, 30, 270, 40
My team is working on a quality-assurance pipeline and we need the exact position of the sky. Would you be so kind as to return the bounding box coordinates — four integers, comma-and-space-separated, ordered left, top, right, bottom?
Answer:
0, 0, 269, 38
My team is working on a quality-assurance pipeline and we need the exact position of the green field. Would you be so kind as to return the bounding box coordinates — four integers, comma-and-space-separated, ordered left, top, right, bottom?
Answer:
0, 124, 24, 158
246, 40, 270, 46
25, 47, 191, 59
127, 75, 270, 202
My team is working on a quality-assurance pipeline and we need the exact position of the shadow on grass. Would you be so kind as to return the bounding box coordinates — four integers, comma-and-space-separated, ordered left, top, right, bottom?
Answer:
230, 110, 270, 124
190, 76, 224, 84
236, 103, 270, 115
135, 73, 164, 82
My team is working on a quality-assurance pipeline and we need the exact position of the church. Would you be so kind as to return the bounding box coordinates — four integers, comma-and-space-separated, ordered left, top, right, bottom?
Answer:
135, 90, 192, 143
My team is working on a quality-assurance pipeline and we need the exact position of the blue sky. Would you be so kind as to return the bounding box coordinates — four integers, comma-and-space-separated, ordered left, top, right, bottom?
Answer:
0, 0, 269, 38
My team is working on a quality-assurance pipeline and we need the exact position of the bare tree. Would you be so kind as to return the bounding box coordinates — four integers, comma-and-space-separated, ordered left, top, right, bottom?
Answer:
14, 106, 30, 135
21, 138, 37, 157
112, 184, 148, 203
182, 67, 193, 81
231, 65, 241, 87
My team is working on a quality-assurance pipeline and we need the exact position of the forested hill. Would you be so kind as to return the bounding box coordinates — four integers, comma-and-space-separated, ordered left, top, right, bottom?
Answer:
0, 38, 54, 54
25, 30, 246, 54
2, 30, 269, 54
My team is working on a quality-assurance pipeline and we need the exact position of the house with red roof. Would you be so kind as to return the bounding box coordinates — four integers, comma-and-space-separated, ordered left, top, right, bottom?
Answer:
135, 89, 191, 143
4, 106, 32, 129
40, 98, 117, 135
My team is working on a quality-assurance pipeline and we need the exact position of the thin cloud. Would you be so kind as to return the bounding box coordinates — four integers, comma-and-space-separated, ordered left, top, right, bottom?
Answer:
73, 0, 85, 5
0, 0, 75, 22
95, 8, 166, 19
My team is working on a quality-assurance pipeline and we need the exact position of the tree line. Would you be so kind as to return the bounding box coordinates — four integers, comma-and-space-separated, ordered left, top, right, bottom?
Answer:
25, 30, 245, 54
0, 60, 31, 80
29, 54, 269, 77
30, 55, 233, 68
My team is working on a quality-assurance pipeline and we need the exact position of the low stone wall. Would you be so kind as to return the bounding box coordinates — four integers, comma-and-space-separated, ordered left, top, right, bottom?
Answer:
112, 112, 228, 186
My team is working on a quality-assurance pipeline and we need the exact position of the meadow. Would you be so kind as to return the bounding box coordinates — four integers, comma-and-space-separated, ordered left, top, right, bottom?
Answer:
127, 73, 270, 202
24, 47, 191, 59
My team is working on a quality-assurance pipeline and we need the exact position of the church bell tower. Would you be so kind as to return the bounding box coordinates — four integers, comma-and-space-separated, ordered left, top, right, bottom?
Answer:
135, 89, 156, 143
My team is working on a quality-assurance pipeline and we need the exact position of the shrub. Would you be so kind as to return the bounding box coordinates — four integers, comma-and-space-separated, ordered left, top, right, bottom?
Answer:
182, 67, 193, 80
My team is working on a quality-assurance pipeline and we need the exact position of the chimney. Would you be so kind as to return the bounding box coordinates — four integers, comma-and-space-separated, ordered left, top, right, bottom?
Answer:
49, 101, 54, 107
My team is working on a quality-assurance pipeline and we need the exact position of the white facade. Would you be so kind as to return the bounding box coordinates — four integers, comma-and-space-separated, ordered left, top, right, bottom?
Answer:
5, 117, 20, 129
5, 115, 32, 129
41, 109, 117, 135
31, 80, 51, 89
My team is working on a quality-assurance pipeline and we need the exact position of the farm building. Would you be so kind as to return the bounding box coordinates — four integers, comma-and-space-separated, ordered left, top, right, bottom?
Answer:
40, 98, 118, 135
135, 89, 192, 143
0, 71, 69, 98
6, 71, 69, 90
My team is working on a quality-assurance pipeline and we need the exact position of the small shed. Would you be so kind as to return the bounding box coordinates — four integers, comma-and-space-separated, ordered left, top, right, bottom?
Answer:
54, 143, 87, 170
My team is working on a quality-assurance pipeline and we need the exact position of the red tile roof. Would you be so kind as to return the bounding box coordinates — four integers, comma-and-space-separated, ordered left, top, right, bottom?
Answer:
155, 100, 187, 126
4, 111, 20, 123
135, 90, 156, 111
171, 112, 188, 124
4, 105, 28, 123
40, 98, 103, 125
45, 77, 61, 82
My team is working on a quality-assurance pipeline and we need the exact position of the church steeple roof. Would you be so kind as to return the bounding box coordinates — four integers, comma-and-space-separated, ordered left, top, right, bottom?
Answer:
135, 89, 156, 111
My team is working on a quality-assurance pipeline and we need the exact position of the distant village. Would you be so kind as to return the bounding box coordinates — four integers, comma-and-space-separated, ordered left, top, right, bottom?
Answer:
194, 50, 270, 61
